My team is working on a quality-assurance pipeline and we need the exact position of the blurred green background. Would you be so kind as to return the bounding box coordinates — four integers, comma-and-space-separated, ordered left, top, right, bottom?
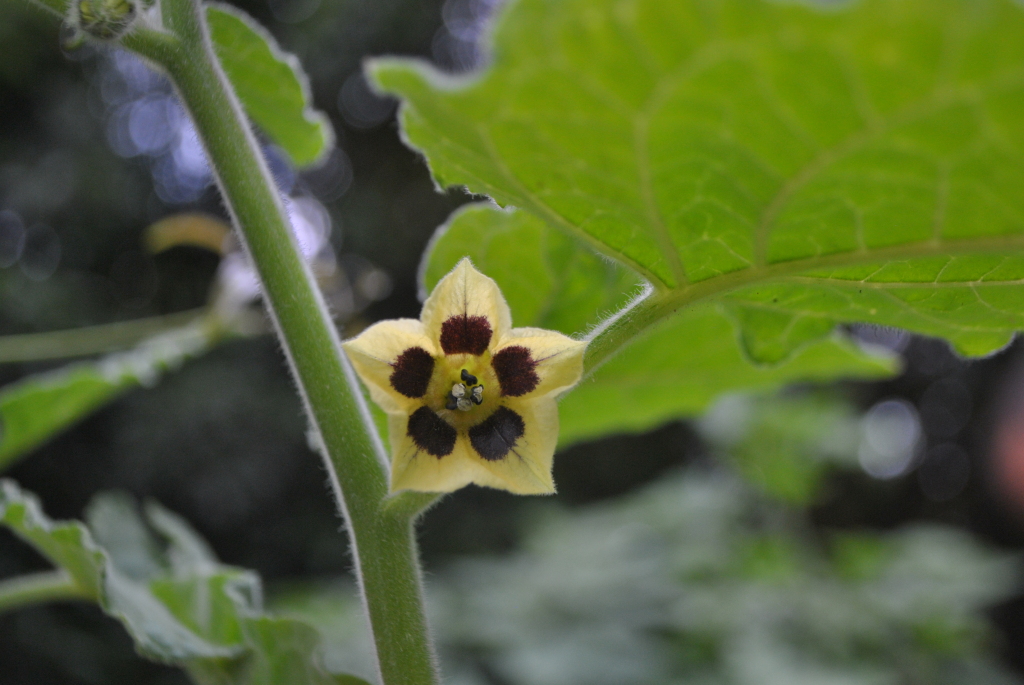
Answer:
4, 0, 1024, 682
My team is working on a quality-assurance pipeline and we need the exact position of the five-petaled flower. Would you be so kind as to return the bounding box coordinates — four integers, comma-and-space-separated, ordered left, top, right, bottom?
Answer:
343, 258, 586, 495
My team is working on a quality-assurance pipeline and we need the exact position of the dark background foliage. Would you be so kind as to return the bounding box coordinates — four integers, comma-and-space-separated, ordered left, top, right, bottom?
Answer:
3, 0, 1024, 682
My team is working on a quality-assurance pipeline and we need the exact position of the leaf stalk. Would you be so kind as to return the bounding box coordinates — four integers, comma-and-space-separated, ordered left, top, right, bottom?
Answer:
0, 570, 91, 615
0, 309, 208, 363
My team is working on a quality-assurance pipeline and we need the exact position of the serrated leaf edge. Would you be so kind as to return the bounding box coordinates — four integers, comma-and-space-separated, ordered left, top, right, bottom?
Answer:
207, 2, 335, 167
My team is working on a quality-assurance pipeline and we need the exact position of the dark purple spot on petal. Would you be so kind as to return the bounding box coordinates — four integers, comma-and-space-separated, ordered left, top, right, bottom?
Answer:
408, 407, 457, 458
390, 347, 435, 398
491, 346, 539, 397
469, 406, 525, 461
440, 315, 492, 355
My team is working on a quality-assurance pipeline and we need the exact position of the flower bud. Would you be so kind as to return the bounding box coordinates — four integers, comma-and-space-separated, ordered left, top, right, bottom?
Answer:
71, 0, 137, 40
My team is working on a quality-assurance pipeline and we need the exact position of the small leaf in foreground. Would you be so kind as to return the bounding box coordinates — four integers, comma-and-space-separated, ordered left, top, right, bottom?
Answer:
0, 320, 211, 473
0, 480, 104, 597
207, 3, 333, 167
0, 481, 359, 684
0, 365, 134, 472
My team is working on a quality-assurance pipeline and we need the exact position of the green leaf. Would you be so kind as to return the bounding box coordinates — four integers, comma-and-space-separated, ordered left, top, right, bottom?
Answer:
558, 306, 892, 443
0, 320, 212, 473
424, 205, 894, 443
0, 481, 359, 684
1, 480, 245, 661
0, 480, 105, 597
422, 203, 638, 336
723, 305, 838, 365
85, 492, 166, 580
237, 617, 367, 685
144, 498, 221, 571
375, 0, 1024, 363
207, 3, 333, 167
268, 581, 376, 683
0, 366, 133, 471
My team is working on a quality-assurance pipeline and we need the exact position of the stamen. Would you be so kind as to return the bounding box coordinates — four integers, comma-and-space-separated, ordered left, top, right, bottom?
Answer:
448, 375, 484, 412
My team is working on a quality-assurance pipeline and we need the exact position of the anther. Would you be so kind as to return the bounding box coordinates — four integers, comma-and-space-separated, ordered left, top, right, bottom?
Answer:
448, 375, 483, 412
448, 382, 477, 411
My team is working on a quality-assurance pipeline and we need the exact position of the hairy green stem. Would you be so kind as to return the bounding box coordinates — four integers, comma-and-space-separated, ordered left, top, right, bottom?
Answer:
382, 491, 442, 520
123, 4, 438, 683
582, 285, 687, 378
0, 570, 91, 615
0, 309, 207, 363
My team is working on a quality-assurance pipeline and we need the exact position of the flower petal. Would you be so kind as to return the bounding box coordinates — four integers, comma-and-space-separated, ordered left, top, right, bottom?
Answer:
494, 328, 586, 398
388, 399, 558, 495
469, 398, 559, 494
342, 319, 437, 413
389, 413, 496, 493
421, 258, 512, 355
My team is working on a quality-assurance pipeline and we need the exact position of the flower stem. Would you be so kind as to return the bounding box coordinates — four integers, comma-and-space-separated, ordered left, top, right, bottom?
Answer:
124, 4, 438, 683
0, 570, 91, 615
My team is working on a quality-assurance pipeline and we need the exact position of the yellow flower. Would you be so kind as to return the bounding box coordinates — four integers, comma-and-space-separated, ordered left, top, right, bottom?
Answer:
343, 259, 586, 495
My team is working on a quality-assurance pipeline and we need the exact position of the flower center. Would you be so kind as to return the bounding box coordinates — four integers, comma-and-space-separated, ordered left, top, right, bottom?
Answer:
446, 368, 485, 412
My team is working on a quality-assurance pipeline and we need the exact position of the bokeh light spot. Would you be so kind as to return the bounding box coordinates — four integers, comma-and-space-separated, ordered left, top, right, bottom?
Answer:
858, 399, 921, 479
